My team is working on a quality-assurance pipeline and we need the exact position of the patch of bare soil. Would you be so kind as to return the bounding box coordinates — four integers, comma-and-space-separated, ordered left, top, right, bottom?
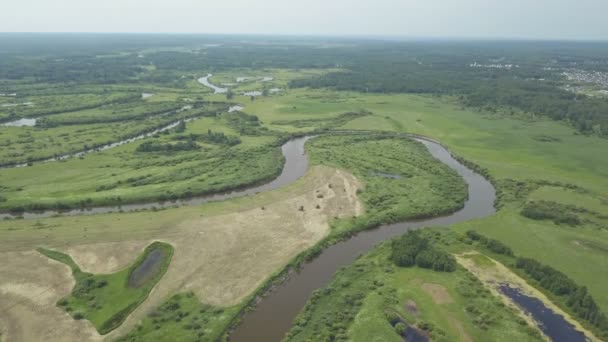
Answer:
405, 299, 418, 315
421, 283, 453, 305
107, 166, 362, 338
63, 241, 150, 274
0, 166, 362, 341
0, 251, 101, 342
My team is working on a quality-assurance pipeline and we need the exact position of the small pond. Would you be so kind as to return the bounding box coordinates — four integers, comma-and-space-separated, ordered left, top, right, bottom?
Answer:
3, 118, 37, 127
371, 171, 403, 179
128, 249, 165, 288
229, 105, 244, 113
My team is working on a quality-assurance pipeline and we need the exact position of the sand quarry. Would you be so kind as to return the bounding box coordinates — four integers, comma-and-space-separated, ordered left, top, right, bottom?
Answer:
0, 166, 362, 341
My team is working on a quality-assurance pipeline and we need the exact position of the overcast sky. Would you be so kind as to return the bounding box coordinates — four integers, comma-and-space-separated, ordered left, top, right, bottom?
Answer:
1, 0, 607, 40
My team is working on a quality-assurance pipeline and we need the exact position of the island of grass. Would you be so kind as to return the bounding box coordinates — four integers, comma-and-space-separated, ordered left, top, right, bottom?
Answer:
286, 229, 544, 342
37, 241, 173, 334
306, 133, 468, 236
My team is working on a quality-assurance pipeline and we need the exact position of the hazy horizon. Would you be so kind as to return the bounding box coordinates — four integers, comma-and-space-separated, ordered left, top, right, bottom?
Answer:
2, 0, 608, 41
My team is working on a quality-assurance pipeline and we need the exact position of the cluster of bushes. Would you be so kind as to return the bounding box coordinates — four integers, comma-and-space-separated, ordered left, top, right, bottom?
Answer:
465, 230, 513, 256
136, 140, 199, 153
515, 257, 608, 337
273, 111, 372, 129
175, 129, 241, 146
390, 231, 456, 272
521, 200, 582, 226
222, 112, 269, 136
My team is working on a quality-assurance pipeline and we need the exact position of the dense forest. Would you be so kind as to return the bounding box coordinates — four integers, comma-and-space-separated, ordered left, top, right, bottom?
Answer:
2, 34, 608, 134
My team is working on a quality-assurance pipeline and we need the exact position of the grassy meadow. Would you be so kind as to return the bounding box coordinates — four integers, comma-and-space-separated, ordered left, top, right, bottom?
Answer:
2, 63, 608, 341
38, 242, 173, 334
286, 230, 543, 342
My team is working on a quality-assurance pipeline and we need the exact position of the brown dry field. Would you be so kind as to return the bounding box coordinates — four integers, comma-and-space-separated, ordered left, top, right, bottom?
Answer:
0, 166, 362, 341
421, 283, 453, 305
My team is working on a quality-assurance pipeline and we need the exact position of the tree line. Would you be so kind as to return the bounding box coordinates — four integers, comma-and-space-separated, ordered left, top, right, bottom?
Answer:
465, 230, 514, 256
516, 257, 608, 337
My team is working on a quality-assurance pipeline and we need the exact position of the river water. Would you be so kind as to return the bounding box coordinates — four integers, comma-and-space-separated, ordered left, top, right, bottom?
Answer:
0, 136, 310, 220
0, 107, 195, 170
198, 74, 228, 94
0, 133, 586, 341
228, 137, 496, 341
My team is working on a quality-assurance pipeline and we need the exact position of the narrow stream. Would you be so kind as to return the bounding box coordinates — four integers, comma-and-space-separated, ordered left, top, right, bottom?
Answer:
198, 74, 228, 94
0, 107, 194, 170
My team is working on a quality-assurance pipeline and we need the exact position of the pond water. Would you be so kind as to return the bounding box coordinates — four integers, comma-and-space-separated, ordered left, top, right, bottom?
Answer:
128, 249, 164, 288
371, 171, 403, 179
0, 102, 33, 108
404, 326, 428, 342
499, 285, 588, 342
2, 118, 37, 127
198, 74, 228, 94
242, 91, 262, 97
228, 105, 244, 113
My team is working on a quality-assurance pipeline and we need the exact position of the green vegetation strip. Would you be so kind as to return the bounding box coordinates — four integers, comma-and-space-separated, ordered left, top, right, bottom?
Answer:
461, 230, 608, 339
37, 241, 174, 334
286, 229, 542, 342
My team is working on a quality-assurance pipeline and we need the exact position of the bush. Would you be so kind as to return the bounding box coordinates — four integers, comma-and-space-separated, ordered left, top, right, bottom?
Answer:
521, 201, 581, 226
394, 322, 407, 335
390, 231, 456, 272
465, 230, 513, 256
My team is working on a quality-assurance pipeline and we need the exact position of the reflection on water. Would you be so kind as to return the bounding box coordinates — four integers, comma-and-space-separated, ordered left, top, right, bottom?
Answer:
499, 285, 588, 342
128, 249, 164, 288
198, 74, 228, 94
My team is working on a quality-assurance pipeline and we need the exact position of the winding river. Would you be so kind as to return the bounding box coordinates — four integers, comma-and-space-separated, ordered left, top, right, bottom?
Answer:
229, 137, 497, 342
0, 106, 194, 170
0, 133, 587, 340
0, 136, 311, 220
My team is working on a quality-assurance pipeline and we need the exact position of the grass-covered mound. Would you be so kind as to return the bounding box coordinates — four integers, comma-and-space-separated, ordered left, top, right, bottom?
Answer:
38, 241, 173, 334
307, 134, 468, 234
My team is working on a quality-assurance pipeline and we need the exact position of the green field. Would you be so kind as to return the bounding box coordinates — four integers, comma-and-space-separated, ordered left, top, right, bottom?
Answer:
2, 36, 608, 342
306, 134, 467, 236
286, 230, 543, 342
38, 242, 173, 334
